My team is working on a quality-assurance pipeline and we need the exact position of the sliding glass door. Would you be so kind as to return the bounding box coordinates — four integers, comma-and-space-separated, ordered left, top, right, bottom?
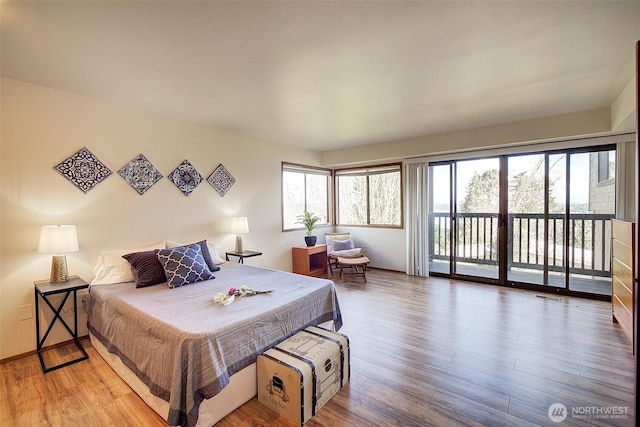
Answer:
428, 164, 451, 275
506, 153, 549, 286
428, 145, 616, 297
454, 158, 500, 280
567, 151, 614, 295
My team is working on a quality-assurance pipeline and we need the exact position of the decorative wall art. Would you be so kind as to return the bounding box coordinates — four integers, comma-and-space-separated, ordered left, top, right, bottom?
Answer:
53, 146, 113, 193
168, 160, 203, 196
207, 164, 236, 197
118, 154, 163, 195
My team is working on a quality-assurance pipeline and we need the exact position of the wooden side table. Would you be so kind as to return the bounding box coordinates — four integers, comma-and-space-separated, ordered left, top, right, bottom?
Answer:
34, 275, 89, 373
292, 244, 328, 277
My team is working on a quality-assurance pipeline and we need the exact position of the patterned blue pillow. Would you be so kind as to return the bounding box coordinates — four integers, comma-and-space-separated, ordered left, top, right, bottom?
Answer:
156, 243, 215, 288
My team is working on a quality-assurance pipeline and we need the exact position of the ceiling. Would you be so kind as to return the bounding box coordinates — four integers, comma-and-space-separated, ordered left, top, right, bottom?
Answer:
2, 1, 639, 152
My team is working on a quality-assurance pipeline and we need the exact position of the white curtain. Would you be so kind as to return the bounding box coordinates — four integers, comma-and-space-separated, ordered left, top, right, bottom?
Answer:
404, 161, 429, 276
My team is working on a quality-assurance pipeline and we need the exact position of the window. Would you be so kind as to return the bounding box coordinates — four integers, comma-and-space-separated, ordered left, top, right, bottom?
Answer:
282, 163, 331, 231
335, 163, 402, 227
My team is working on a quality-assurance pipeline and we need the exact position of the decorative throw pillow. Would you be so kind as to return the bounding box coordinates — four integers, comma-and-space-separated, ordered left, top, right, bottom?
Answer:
333, 239, 355, 251
165, 239, 221, 271
197, 240, 220, 272
156, 243, 215, 288
122, 250, 167, 288
325, 234, 351, 252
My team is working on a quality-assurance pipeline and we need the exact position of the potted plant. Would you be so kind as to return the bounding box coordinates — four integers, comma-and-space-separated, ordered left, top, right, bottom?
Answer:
296, 210, 321, 246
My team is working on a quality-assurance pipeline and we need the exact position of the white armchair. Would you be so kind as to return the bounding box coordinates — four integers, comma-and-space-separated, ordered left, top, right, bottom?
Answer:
325, 232, 366, 274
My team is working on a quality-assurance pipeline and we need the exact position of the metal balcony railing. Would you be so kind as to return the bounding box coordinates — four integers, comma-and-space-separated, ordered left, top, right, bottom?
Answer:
429, 212, 614, 278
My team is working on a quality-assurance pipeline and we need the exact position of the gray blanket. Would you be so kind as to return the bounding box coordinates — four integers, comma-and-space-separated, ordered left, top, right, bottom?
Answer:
88, 264, 342, 427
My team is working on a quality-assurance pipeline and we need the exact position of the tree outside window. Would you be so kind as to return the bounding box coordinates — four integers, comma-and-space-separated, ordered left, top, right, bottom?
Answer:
336, 164, 402, 227
282, 163, 330, 230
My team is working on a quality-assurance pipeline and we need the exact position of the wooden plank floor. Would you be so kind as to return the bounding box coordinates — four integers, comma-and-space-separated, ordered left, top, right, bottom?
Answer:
1, 269, 635, 426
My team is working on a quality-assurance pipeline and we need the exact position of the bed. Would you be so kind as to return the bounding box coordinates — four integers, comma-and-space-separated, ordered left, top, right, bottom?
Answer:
88, 261, 342, 427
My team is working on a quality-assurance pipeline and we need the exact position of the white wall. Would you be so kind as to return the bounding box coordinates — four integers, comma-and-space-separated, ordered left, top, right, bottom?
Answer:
0, 78, 323, 359
321, 108, 613, 167
333, 227, 405, 272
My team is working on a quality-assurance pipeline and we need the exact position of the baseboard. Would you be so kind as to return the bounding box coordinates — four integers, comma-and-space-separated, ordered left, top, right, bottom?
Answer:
368, 266, 406, 274
0, 335, 89, 364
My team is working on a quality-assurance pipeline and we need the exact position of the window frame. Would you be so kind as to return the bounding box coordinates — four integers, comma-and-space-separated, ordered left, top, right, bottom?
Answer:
281, 162, 333, 232
334, 162, 403, 228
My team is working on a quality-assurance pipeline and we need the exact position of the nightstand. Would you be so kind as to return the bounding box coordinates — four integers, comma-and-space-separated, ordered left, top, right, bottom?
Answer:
34, 276, 89, 373
225, 250, 262, 264
292, 244, 328, 277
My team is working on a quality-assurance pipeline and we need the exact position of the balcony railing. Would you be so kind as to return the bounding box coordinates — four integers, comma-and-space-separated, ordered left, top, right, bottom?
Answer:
429, 212, 614, 278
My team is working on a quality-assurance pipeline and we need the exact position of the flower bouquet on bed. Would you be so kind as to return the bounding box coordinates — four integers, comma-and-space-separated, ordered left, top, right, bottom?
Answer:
214, 285, 274, 305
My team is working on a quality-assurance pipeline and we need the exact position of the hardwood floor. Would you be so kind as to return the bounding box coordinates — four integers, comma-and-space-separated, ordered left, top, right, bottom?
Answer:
1, 270, 635, 426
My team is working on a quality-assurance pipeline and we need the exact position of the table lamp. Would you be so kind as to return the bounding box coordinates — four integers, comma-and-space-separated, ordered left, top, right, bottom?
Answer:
38, 225, 79, 283
229, 216, 249, 253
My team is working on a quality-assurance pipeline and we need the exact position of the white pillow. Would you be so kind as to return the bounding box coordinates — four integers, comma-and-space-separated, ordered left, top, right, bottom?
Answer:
165, 239, 187, 248
207, 242, 226, 265
329, 248, 362, 258
91, 241, 165, 286
165, 240, 225, 265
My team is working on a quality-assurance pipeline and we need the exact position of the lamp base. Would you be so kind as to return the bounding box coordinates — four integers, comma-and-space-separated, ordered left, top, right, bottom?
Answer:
50, 255, 69, 283
235, 235, 244, 253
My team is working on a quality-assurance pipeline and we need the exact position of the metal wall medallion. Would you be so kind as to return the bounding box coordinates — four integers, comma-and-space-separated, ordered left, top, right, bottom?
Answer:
168, 160, 203, 196
207, 164, 236, 197
118, 154, 163, 195
53, 146, 112, 193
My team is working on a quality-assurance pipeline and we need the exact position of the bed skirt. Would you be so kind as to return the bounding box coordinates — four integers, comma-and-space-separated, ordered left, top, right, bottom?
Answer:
90, 333, 256, 426
89, 319, 336, 426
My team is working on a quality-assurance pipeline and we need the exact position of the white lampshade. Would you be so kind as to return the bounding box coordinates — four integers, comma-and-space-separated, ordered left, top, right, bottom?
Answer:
229, 217, 249, 253
38, 225, 79, 283
229, 217, 249, 235
38, 225, 79, 254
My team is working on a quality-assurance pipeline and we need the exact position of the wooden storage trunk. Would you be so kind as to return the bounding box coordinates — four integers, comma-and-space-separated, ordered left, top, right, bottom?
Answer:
257, 326, 350, 425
